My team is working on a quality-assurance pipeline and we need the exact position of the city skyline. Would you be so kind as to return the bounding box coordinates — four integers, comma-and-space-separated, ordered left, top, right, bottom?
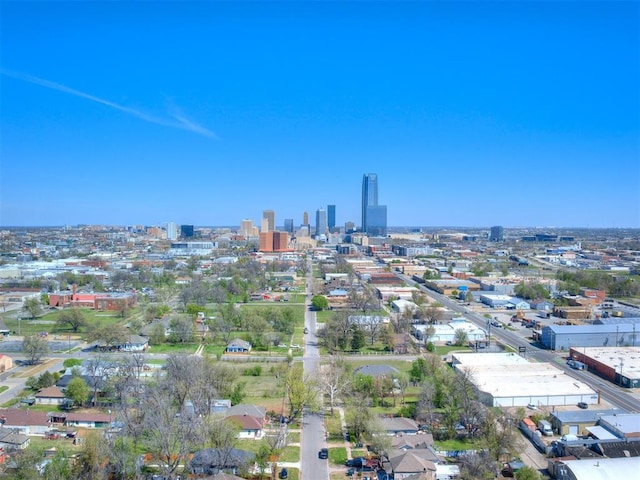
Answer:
1, 1, 638, 228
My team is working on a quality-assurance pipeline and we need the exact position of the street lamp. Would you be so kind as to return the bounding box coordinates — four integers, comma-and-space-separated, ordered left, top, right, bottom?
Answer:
618, 357, 624, 386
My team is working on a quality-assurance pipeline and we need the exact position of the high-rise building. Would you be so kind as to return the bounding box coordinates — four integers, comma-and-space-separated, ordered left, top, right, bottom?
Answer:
262, 210, 275, 232
361, 173, 387, 235
315, 208, 328, 237
327, 205, 336, 231
180, 225, 194, 238
362, 173, 378, 232
490, 226, 504, 242
167, 222, 178, 241
240, 219, 254, 238
366, 206, 387, 237
303, 211, 309, 225
284, 218, 294, 234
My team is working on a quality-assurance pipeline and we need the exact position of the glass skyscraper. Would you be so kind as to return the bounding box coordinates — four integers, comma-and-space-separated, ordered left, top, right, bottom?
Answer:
327, 205, 336, 231
361, 173, 378, 232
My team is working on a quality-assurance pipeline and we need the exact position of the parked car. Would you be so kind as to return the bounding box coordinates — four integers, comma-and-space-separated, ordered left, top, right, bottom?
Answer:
278, 468, 288, 479
303, 327, 309, 334
318, 448, 328, 459
527, 403, 537, 410
577, 402, 588, 409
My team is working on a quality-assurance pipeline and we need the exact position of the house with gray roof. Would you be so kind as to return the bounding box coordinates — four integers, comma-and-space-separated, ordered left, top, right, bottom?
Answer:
354, 364, 399, 378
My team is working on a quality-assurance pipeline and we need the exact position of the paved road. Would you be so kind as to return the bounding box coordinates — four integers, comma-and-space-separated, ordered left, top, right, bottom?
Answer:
300, 256, 331, 480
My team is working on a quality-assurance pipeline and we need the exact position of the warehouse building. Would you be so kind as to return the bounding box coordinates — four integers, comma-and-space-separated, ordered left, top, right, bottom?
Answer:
568, 346, 640, 389
451, 352, 597, 408
540, 324, 639, 351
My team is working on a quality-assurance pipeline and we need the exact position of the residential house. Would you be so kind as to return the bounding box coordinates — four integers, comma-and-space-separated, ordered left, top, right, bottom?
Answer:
379, 417, 420, 436
225, 414, 264, 439
0, 409, 50, 435
354, 364, 399, 378
385, 450, 437, 480
225, 339, 252, 354
188, 448, 256, 476
35, 386, 66, 405
63, 412, 111, 429
0, 427, 30, 450
392, 433, 435, 450
225, 405, 267, 422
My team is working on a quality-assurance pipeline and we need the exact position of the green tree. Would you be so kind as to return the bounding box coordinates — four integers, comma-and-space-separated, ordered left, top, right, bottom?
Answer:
66, 376, 90, 407
63, 358, 83, 369
23, 297, 43, 319
350, 325, 366, 351
285, 365, 318, 423
515, 466, 542, 480
311, 295, 329, 311
43, 447, 73, 480
56, 308, 87, 332
454, 328, 468, 346
22, 334, 49, 364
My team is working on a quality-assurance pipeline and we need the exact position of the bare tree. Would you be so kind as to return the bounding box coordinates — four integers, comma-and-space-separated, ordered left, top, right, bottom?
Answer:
421, 305, 444, 324
317, 357, 351, 414
22, 334, 49, 364
138, 384, 203, 479
361, 315, 383, 345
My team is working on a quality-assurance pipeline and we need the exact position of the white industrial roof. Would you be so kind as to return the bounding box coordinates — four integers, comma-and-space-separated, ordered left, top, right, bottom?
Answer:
562, 456, 640, 479
581, 347, 640, 381
452, 353, 596, 399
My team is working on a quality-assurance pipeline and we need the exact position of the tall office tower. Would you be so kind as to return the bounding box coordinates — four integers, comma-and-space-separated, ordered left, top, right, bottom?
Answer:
315, 208, 328, 236
262, 210, 275, 232
490, 225, 504, 242
327, 205, 336, 231
284, 218, 294, 234
361, 173, 378, 232
366, 205, 388, 237
303, 211, 309, 225
167, 222, 178, 240
240, 219, 254, 238
180, 224, 194, 238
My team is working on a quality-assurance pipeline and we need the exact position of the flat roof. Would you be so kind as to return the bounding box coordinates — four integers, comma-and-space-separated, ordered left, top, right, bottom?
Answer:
599, 414, 640, 435
562, 456, 640, 479
452, 353, 596, 400
552, 409, 627, 423
581, 347, 640, 381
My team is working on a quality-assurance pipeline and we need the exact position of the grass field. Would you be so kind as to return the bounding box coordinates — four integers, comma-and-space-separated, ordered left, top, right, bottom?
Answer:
3, 307, 131, 338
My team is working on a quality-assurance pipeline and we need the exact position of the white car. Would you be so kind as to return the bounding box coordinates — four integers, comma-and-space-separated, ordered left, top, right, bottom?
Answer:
527, 403, 537, 410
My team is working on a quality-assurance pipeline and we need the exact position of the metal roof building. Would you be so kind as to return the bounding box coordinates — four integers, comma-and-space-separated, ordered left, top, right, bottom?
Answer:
541, 324, 639, 351
451, 352, 597, 408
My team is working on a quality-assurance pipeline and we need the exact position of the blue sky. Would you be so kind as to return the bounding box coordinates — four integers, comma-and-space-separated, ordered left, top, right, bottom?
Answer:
1, 1, 639, 228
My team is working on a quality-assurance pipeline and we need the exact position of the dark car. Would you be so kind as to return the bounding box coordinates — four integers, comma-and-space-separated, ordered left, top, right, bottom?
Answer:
279, 468, 288, 479
346, 457, 366, 468
318, 448, 328, 459
577, 402, 588, 409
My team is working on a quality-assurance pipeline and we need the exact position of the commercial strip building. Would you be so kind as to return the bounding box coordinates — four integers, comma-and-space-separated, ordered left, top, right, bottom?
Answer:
450, 352, 597, 408
567, 346, 640, 389
413, 318, 487, 344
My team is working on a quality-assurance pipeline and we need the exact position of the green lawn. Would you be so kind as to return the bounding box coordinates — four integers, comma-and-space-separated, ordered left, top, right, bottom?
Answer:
4, 307, 136, 338
328, 446, 347, 465
323, 411, 343, 440
146, 343, 199, 354
279, 445, 300, 462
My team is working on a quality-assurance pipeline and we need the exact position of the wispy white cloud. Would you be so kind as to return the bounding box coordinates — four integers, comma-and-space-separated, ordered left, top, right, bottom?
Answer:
1, 68, 217, 139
